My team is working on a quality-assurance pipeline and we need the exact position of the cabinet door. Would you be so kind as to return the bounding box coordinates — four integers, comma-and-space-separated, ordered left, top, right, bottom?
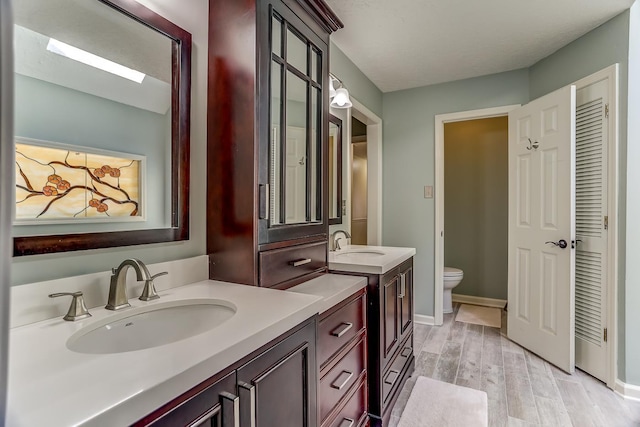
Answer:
398, 264, 413, 343
141, 372, 238, 427
257, 0, 329, 244
381, 274, 399, 363
236, 320, 317, 427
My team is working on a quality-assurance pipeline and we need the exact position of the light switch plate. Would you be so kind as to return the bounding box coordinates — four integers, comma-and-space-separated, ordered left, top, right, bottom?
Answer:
424, 186, 433, 198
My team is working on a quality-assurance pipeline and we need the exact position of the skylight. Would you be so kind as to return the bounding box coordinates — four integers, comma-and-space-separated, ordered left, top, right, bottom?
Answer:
46, 38, 145, 83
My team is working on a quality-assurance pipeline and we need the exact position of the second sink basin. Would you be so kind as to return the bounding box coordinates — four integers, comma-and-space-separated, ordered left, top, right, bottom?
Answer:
334, 249, 386, 257
67, 299, 237, 354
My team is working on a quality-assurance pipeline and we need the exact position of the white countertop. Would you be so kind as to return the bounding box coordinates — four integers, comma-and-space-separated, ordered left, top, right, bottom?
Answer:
328, 245, 416, 274
288, 273, 367, 313
7, 274, 368, 426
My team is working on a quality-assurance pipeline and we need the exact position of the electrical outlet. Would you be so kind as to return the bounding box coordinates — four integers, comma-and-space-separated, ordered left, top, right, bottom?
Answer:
424, 186, 433, 198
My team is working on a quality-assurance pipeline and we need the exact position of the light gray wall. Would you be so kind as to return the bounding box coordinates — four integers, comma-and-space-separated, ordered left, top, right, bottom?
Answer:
14, 74, 169, 236
11, 0, 209, 286
382, 69, 529, 317
529, 10, 633, 383
330, 41, 383, 118
444, 117, 508, 300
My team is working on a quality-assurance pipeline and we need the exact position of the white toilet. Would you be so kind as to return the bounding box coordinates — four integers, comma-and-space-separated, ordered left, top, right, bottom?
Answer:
443, 267, 464, 314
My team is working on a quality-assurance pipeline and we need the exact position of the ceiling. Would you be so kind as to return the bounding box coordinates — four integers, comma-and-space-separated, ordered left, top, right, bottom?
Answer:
14, 0, 172, 83
326, 0, 634, 93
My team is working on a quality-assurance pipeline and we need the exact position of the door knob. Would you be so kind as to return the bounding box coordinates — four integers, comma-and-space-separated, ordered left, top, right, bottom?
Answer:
545, 239, 568, 249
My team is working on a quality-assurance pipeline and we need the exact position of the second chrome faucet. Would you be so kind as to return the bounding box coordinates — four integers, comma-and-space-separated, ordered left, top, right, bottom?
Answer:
106, 258, 167, 310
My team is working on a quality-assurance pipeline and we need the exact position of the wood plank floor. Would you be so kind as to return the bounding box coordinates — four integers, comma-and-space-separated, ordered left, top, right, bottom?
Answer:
389, 304, 640, 426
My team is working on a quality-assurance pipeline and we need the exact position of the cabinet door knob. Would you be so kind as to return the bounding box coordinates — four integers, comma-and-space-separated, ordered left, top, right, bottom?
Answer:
398, 273, 406, 299
330, 322, 353, 338
330, 370, 354, 390
238, 382, 256, 427
219, 392, 240, 427
339, 418, 355, 427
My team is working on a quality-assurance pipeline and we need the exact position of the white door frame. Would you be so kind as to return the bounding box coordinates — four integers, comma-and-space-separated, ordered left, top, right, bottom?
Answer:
572, 64, 619, 389
329, 97, 382, 245
434, 105, 521, 326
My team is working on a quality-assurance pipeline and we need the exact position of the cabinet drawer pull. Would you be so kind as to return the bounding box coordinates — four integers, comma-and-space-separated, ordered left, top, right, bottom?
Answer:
384, 369, 400, 386
401, 347, 412, 358
331, 370, 354, 390
219, 391, 240, 427
238, 382, 256, 427
339, 418, 355, 427
189, 406, 220, 427
289, 258, 312, 267
398, 273, 406, 299
259, 184, 269, 220
330, 322, 353, 338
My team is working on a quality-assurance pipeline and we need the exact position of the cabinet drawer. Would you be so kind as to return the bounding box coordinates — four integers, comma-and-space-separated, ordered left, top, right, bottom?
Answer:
327, 379, 367, 427
319, 292, 366, 368
382, 334, 413, 407
320, 336, 366, 422
259, 241, 327, 288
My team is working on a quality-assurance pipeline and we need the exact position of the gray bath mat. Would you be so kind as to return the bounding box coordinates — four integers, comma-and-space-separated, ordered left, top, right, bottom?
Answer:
455, 304, 501, 328
397, 376, 488, 427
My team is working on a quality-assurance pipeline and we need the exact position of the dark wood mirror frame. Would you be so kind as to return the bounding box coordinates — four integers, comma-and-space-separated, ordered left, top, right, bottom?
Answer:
328, 114, 342, 225
13, 0, 192, 256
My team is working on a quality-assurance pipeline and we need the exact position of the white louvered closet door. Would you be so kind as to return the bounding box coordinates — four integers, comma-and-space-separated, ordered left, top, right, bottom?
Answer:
575, 80, 609, 382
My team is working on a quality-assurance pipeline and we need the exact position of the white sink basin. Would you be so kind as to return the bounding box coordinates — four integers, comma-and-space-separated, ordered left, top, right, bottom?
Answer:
334, 249, 386, 257
67, 299, 237, 354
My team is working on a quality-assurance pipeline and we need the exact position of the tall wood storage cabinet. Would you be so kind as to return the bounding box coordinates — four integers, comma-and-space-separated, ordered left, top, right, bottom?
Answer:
207, 0, 343, 290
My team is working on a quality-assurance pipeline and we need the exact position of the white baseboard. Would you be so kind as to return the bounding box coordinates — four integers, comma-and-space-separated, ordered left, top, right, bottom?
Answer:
452, 294, 507, 309
414, 314, 435, 325
615, 379, 640, 402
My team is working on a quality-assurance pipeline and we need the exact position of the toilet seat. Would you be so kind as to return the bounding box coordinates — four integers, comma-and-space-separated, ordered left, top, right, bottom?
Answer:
444, 267, 463, 277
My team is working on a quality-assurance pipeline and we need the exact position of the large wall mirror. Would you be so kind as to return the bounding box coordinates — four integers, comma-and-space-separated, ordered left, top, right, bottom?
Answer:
12, 0, 191, 256
328, 114, 342, 225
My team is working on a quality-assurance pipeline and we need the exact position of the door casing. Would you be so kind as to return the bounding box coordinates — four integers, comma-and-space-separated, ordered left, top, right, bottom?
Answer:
434, 105, 520, 327
432, 64, 618, 388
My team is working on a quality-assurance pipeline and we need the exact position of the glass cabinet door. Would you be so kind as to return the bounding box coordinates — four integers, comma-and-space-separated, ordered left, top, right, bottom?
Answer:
260, 1, 327, 244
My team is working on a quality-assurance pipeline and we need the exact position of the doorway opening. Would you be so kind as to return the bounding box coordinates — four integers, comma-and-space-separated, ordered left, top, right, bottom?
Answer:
435, 105, 519, 327
443, 116, 509, 311
351, 116, 368, 244
328, 96, 383, 245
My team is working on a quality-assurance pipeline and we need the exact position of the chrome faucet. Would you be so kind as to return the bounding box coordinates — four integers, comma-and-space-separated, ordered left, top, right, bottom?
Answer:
330, 229, 351, 251
106, 258, 151, 310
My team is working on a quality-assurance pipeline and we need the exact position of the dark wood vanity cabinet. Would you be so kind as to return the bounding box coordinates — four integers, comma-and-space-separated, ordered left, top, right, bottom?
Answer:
135, 318, 317, 427
330, 258, 415, 427
206, 0, 342, 290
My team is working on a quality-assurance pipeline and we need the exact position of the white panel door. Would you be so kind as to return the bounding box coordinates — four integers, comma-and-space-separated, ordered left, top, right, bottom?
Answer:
508, 85, 576, 373
285, 126, 306, 223
575, 79, 609, 382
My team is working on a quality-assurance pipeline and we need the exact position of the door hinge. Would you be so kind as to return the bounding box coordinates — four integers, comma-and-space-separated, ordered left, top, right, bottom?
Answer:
605, 103, 610, 118
604, 215, 608, 230
604, 328, 608, 342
